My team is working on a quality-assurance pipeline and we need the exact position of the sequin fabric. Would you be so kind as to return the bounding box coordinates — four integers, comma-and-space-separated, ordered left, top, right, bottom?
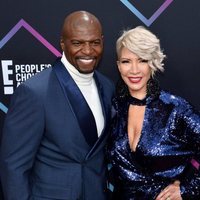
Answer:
107, 90, 200, 200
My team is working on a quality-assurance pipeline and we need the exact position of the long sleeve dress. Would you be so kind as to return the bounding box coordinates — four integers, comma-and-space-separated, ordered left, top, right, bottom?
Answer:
107, 90, 200, 200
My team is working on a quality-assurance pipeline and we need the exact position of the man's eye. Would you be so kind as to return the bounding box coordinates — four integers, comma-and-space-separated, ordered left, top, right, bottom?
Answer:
72, 42, 81, 46
91, 40, 101, 46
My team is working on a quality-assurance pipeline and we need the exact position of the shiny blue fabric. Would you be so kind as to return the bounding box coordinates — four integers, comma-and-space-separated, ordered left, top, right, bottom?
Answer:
107, 90, 200, 200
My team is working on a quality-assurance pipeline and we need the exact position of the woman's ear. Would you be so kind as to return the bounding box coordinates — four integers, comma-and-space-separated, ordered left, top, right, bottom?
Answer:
117, 60, 120, 71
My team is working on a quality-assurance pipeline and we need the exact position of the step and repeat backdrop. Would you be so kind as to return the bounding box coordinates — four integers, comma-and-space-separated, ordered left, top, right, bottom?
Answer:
0, 0, 200, 197
0, 0, 200, 149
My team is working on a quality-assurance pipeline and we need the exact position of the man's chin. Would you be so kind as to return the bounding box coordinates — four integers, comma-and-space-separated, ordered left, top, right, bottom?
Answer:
78, 69, 94, 74
76, 65, 96, 74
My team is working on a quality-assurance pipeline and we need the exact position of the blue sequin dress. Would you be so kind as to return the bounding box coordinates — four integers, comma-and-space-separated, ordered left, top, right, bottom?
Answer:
107, 90, 200, 200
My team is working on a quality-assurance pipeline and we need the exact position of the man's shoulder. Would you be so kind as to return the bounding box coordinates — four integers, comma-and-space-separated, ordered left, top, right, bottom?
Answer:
16, 67, 54, 95
23, 67, 53, 85
23, 58, 62, 86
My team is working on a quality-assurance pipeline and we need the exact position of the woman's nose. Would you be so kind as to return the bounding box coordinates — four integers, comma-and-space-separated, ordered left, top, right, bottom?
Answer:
130, 62, 139, 74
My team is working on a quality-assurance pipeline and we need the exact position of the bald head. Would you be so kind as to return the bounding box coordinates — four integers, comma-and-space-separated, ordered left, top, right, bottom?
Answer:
61, 11, 102, 39
60, 11, 104, 74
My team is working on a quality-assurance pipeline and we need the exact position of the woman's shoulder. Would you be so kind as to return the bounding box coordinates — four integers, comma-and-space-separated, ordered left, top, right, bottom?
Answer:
159, 90, 199, 114
160, 90, 189, 105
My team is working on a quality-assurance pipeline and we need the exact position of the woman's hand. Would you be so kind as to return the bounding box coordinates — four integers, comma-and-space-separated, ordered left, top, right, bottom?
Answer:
155, 180, 182, 200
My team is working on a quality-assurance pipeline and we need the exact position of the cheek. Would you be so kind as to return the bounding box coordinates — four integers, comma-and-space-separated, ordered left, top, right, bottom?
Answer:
118, 64, 123, 73
146, 69, 151, 79
143, 65, 151, 77
117, 65, 121, 73
121, 76, 129, 87
118, 66, 128, 76
67, 48, 78, 58
94, 47, 103, 56
119, 68, 128, 81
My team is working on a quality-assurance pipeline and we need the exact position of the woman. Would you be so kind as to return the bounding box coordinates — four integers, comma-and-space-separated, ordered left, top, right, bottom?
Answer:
107, 26, 200, 200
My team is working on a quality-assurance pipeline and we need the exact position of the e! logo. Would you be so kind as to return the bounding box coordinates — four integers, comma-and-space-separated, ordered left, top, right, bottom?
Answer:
1, 60, 14, 95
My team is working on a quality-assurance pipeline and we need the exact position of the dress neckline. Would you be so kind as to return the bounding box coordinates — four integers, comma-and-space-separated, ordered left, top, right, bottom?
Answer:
128, 94, 147, 106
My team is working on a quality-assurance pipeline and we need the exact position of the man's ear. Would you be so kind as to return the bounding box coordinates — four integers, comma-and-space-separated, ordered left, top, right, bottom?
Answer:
60, 37, 64, 51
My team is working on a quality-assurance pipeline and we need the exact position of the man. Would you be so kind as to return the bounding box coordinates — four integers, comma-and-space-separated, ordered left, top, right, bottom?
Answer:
0, 11, 114, 200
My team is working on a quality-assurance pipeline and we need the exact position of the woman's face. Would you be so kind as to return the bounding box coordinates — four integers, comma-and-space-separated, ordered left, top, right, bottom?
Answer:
117, 47, 151, 99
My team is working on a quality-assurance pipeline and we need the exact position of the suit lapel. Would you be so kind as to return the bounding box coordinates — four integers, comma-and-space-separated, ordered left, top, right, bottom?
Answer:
86, 72, 111, 158
94, 72, 109, 135
53, 60, 98, 147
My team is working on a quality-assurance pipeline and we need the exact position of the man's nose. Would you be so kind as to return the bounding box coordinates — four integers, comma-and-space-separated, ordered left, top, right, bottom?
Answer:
82, 43, 93, 55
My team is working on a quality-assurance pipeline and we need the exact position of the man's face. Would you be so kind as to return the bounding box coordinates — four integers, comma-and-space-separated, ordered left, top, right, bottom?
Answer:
60, 23, 103, 74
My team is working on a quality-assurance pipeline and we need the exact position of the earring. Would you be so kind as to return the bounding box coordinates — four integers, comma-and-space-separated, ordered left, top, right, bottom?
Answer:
147, 77, 160, 98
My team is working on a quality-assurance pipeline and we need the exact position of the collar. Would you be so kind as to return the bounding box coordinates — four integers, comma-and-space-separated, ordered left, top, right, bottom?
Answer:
61, 52, 94, 86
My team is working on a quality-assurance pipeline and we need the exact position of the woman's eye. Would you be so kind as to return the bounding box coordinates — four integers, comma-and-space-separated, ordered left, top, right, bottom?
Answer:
139, 58, 148, 63
120, 60, 130, 64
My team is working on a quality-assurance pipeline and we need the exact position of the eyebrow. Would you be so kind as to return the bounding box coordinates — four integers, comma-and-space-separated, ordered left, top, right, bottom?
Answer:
70, 38, 102, 42
119, 57, 131, 59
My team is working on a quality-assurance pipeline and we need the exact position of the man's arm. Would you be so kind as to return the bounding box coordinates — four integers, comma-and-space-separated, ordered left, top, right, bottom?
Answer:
0, 83, 44, 200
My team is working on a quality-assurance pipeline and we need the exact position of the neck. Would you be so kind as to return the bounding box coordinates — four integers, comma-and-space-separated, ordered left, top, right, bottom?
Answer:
129, 91, 147, 100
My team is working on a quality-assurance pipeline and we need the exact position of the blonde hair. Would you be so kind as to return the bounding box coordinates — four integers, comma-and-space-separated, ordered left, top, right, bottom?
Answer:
116, 26, 166, 76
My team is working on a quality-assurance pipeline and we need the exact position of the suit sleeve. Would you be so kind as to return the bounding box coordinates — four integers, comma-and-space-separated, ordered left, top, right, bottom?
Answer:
179, 103, 200, 199
0, 83, 44, 200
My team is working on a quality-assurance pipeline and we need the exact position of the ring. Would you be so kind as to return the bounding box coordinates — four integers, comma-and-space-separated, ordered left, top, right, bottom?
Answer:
166, 197, 171, 200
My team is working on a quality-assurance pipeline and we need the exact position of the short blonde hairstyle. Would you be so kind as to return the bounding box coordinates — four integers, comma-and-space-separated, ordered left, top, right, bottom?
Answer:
116, 26, 166, 76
